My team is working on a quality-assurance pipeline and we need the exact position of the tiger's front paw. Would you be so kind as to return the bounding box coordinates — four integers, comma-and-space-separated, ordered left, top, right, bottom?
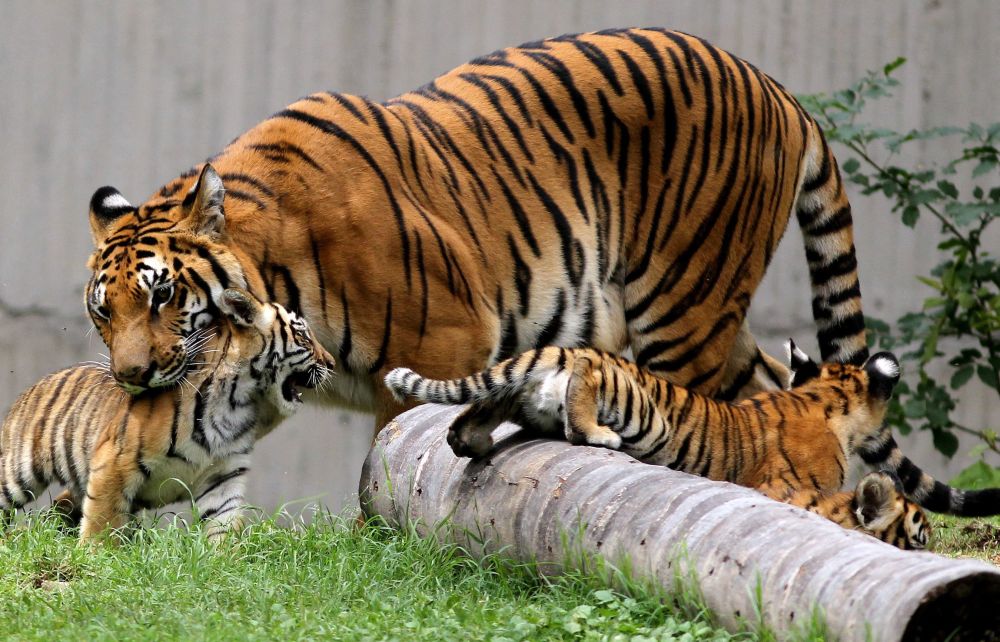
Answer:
585, 428, 622, 450
447, 424, 494, 459
565, 422, 622, 450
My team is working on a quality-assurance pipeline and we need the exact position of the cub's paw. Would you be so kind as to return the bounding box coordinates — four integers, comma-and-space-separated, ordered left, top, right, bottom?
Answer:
585, 428, 622, 450
447, 424, 494, 459
564, 422, 622, 450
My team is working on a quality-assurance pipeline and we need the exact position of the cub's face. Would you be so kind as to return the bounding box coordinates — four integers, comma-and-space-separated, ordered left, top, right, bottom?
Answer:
87, 165, 244, 393
219, 290, 335, 418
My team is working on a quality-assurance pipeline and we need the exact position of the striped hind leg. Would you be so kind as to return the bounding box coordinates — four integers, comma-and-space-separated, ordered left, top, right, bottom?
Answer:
52, 489, 84, 527
716, 320, 790, 400
193, 455, 250, 541
447, 403, 507, 458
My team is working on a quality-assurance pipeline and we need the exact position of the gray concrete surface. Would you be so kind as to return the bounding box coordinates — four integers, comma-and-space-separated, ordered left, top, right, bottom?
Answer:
1, 1, 997, 513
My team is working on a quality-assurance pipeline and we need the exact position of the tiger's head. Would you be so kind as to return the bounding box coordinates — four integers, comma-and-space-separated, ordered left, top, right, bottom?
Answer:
217, 288, 335, 418
783, 338, 901, 438
853, 471, 930, 551
86, 165, 245, 394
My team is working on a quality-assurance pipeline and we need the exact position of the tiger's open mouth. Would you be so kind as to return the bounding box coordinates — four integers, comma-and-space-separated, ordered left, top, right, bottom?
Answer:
281, 370, 319, 404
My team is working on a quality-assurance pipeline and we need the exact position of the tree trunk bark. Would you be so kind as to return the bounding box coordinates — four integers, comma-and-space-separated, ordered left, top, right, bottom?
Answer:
360, 405, 1000, 642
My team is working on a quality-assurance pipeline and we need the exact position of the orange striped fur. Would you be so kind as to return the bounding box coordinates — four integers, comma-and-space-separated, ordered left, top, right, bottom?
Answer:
0, 290, 332, 541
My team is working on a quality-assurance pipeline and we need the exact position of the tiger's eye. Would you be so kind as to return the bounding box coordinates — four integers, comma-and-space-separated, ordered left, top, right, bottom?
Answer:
152, 284, 174, 307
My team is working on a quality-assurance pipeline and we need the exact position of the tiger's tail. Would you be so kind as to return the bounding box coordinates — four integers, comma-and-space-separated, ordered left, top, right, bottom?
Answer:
794, 124, 869, 366
860, 433, 1000, 516
384, 347, 565, 405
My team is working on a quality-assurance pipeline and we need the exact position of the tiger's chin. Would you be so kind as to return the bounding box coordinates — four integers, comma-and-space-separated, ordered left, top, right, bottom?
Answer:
117, 381, 149, 396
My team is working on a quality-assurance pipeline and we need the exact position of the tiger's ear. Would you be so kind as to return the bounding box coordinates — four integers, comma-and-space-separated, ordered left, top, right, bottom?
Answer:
784, 338, 820, 387
89, 186, 136, 245
182, 164, 226, 238
855, 472, 903, 529
219, 288, 263, 327
863, 352, 901, 400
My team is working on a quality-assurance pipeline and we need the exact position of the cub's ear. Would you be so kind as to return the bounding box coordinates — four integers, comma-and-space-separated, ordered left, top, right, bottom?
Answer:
219, 288, 263, 327
89, 186, 136, 245
863, 352, 901, 400
784, 338, 820, 387
855, 471, 903, 529
182, 164, 226, 238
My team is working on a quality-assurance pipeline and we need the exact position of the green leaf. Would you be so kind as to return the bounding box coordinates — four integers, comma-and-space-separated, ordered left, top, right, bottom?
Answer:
950, 460, 1000, 489
932, 429, 960, 458
972, 159, 998, 178
915, 276, 943, 291
977, 365, 1000, 389
883, 57, 906, 75
903, 399, 926, 418
593, 590, 616, 604
937, 180, 959, 199
901, 204, 920, 226
950, 365, 974, 389
841, 157, 860, 174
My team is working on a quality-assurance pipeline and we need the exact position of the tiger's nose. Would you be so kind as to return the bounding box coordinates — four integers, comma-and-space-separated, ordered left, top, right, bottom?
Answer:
115, 364, 150, 384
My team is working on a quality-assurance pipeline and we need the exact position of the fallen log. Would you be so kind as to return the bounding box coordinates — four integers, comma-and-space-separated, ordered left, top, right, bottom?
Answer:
360, 405, 1000, 642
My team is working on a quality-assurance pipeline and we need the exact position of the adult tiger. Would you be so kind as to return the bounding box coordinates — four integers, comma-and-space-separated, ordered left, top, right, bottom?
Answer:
85, 28, 866, 433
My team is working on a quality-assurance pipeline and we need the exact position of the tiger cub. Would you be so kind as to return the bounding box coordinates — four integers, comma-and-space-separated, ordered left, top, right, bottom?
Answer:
383, 345, 952, 549
787, 472, 929, 550
0, 289, 333, 541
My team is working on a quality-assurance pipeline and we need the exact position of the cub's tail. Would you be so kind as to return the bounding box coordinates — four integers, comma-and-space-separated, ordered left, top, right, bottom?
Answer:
860, 434, 1000, 517
384, 347, 564, 405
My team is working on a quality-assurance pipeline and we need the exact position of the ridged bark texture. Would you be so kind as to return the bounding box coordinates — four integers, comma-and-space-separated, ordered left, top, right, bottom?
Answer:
360, 405, 1000, 641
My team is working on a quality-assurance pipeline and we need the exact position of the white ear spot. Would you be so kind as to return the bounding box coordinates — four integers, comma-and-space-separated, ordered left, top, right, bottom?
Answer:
783, 340, 793, 364
872, 356, 899, 379
102, 193, 132, 210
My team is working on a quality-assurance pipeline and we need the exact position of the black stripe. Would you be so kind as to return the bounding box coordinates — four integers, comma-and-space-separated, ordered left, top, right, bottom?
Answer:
534, 290, 566, 348
492, 169, 540, 257
368, 294, 393, 374
325, 92, 370, 123
525, 51, 595, 138
272, 108, 413, 288
247, 142, 323, 171
618, 49, 654, 119
196, 467, 249, 502
526, 171, 582, 289
802, 148, 831, 193
219, 173, 275, 198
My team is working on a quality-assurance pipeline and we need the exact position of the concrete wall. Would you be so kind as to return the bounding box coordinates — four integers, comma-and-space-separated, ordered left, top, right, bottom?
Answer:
1, 0, 997, 513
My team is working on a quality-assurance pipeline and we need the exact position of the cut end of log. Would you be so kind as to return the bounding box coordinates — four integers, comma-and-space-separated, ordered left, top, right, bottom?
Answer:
904, 572, 1000, 641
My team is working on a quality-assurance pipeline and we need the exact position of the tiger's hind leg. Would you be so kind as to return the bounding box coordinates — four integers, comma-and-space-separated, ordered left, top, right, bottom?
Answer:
447, 403, 507, 459
716, 321, 790, 400
563, 356, 621, 450
52, 489, 84, 527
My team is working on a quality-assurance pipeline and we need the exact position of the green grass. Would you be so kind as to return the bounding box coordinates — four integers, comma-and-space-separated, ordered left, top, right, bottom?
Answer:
929, 513, 1000, 564
0, 510, 744, 642
5, 509, 995, 641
